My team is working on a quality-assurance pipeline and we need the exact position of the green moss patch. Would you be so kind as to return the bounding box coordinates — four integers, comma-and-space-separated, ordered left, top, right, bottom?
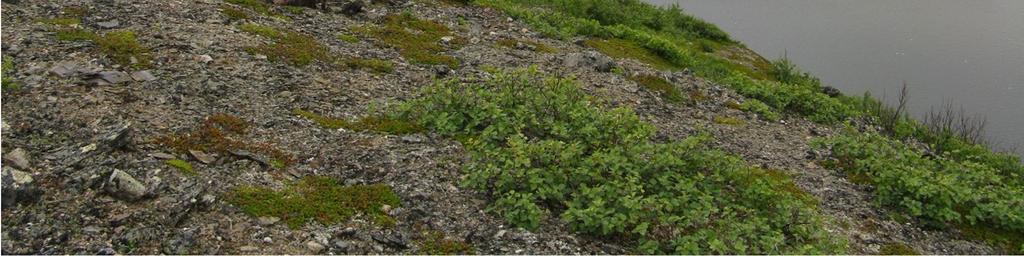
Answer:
628, 75, 683, 103
229, 176, 401, 229
294, 109, 423, 134
154, 113, 293, 168
240, 24, 330, 66
713, 115, 745, 126
337, 33, 360, 43
418, 230, 475, 255
165, 159, 196, 176
583, 38, 679, 71
362, 13, 464, 68
226, 0, 287, 19
879, 243, 918, 255
221, 6, 251, 21
2, 56, 19, 92
496, 39, 557, 53
39, 17, 81, 26
54, 29, 152, 69
340, 58, 394, 74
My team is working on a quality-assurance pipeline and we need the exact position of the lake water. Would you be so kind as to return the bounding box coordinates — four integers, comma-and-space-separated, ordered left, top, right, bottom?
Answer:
647, 0, 1024, 156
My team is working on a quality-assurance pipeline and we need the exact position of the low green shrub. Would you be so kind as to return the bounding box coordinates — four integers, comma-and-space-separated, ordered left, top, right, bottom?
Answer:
391, 68, 842, 254
739, 99, 780, 121
816, 131, 1024, 235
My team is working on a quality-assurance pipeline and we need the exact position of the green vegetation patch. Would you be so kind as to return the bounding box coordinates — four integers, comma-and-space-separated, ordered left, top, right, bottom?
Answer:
221, 6, 251, 21
240, 24, 330, 66
294, 109, 423, 134
815, 131, 1024, 248
713, 115, 745, 126
362, 13, 464, 68
2, 56, 19, 92
229, 176, 400, 229
417, 230, 475, 255
390, 68, 842, 254
39, 17, 81, 26
627, 74, 683, 103
165, 159, 196, 176
739, 99, 780, 121
879, 243, 919, 255
337, 33, 360, 43
155, 113, 293, 168
54, 29, 152, 69
226, 0, 287, 19
584, 38, 679, 71
496, 39, 557, 53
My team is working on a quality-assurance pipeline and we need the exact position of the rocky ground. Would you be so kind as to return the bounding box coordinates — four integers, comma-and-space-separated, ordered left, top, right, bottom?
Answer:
0, 0, 1001, 254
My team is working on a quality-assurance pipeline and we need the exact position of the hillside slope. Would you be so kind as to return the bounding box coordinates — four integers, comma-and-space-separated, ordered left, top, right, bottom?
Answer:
0, 0, 1012, 254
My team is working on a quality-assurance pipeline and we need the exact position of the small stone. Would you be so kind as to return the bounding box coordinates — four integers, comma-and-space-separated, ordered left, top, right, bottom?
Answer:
258, 216, 280, 226
80, 143, 98, 153
96, 20, 120, 29
332, 240, 350, 251
336, 227, 357, 237
197, 54, 213, 63
188, 150, 216, 164
440, 36, 454, 43
239, 246, 258, 252
3, 148, 31, 170
98, 71, 131, 84
262, 236, 273, 243
130, 70, 157, 81
305, 241, 325, 253
105, 169, 147, 201
2, 167, 42, 208
48, 62, 75, 77
380, 204, 392, 214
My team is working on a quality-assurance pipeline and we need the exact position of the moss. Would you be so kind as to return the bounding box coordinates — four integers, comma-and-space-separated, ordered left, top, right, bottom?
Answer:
56, 28, 97, 41
284, 6, 305, 14
418, 230, 475, 255
713, 115, 745, 126
93, 30, 153, 69
240, 24, 330, 66
746, 168, 818, 206
495, 39, 557, 53
226, 0, 278, 17
39, 17, 81, 26
154, 114, 294, 168
228, 176, 401, 229
2, 56, 19, 92
628, 75, 683, 103
363, 13, 464, 68
958, 224, 1024, 254
165, 159, 196, 176
879, 243, 919, 255
294, 109, 424, 134
221, 6, 250, 21
583, 38, 680, 71
341, 58, 394, 74
725, 101, 743, 110
337, 33, 360, 43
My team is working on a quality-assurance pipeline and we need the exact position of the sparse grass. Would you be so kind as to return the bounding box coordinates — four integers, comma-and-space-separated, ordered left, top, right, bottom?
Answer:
337, 33, 360, 43
228, 176, 400, 229
154, 114, 293, 168
294, 109, 424, 134
583, 38, 679, 71
165, 159, 196, 176
2, 56, 19, 92
878, 243, 918, 255
284, 6, 305, 14
341, 58, 394, 73
495, 39, 557, 53
418, 230, 475, 255
240, 24, 330, 66
38, 17, 81, 26
740, 99, 781, 121
221, 6, 250, 21
362, 13, 464, 68
93, 30, 153, 68
628, 74, 683, 103
226, 0, 285, 18
713, 115, 745, 126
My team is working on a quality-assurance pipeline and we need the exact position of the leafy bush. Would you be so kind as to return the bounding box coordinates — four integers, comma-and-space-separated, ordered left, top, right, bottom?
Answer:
816, 131, 1024, 234
392, 68, 841, 254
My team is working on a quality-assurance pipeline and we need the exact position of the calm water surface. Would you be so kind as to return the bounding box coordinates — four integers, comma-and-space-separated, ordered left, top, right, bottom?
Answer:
647, 0, 1024, 156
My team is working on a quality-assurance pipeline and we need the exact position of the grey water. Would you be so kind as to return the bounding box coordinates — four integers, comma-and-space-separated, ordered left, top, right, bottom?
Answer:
646, 0, 1024, 157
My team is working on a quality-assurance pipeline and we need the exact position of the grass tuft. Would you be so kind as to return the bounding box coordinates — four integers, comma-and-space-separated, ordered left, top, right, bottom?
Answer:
228, 176, 400, 229
418, 230, 475, 255
583, 38, 679, 71
361, 13, 464, 68
165, 159, 196, 176
240, 24, 330, 66
221, 6, 251, 21
713, 115, 745, 126
337, 33, 360, 43
628, 74, 683, 103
